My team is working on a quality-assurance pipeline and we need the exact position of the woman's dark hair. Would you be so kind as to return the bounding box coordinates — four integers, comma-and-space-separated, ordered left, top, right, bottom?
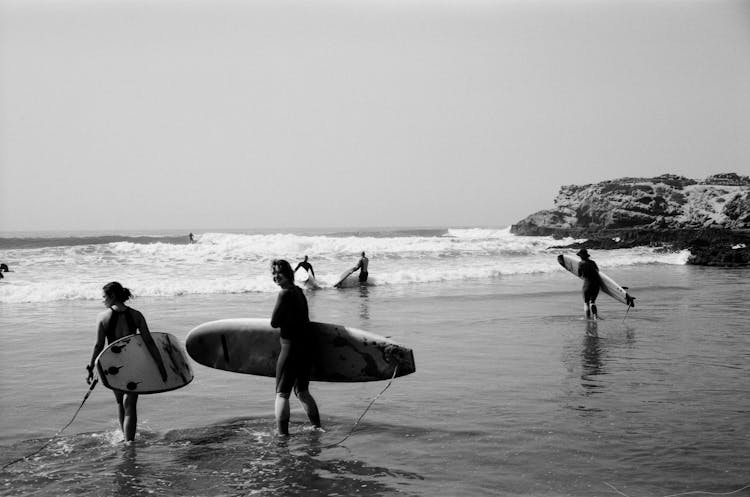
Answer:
102, 281, 133, 302
271, 259, 295, 282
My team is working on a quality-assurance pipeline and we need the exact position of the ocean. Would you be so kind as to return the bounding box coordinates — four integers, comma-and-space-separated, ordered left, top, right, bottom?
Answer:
1, 227, 748, 497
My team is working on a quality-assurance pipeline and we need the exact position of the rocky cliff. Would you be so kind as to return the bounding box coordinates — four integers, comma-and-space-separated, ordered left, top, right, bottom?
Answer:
511, 173, 750, 266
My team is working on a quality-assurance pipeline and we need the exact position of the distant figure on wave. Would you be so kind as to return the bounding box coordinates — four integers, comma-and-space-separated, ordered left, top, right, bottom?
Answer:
294, 255, 315, 278
576, 249, 601, 320
0, 263, 9, 278
87, 282, 167, 442
188, 233, 194, 244
354, 251, 369, 283
270, 259, 321, 436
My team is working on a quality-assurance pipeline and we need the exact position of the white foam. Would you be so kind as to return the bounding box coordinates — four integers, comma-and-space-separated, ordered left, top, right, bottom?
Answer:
0, 230, 689, 302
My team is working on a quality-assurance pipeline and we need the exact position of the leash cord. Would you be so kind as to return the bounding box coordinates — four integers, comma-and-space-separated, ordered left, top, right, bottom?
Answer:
2, 378, 99, 470
605, 481, 750, 497
323, 364, 399, 449
622, 303, 632, 323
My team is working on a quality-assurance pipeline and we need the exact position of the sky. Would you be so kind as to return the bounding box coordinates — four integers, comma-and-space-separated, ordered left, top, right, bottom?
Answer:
1, 0, 749, 232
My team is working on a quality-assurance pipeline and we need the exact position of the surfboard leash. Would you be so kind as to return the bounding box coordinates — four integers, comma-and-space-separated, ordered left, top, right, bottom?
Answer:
323, 363, 400, 449
2, 378, 99, 470
604, 481, 750, 497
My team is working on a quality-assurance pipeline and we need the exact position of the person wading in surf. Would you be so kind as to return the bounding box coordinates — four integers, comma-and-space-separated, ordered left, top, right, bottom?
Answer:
353, 251, 369, 283
86, 282, 167, 441
577, 248, 601, 320
270, 259, 321, 436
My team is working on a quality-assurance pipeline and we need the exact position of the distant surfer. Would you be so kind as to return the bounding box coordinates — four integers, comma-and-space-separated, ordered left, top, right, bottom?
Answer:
294, 256, 315, 278
188, 233, 194, 244
0, 263, 8, 278
354, 251, 369, 283
270, 259, 322, 436
576, 248, 600, 320
87, 282, 168, 442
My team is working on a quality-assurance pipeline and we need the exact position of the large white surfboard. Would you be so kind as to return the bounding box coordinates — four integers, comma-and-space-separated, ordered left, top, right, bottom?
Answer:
295, 268, 321, 289
186, 318, 416, 382
96, 332, 194, 393
333, 268, 359, 288
557, 254, 636, 307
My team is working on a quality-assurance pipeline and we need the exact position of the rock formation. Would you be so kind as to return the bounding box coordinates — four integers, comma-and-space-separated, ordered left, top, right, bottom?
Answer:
511, 173, 750, 266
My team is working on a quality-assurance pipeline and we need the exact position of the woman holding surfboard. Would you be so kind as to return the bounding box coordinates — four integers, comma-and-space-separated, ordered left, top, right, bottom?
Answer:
86, 282, 167, 442
270, 259, 322, 436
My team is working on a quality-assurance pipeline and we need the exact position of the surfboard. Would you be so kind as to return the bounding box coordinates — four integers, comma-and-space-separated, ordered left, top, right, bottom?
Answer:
333, 268, 358, 288
96, 332, 194, 393
557, 254, 636, 307
304, 273, 321, 289
185, 318, 416, 382
294, 266, 310, 282
295, 268, 321, 289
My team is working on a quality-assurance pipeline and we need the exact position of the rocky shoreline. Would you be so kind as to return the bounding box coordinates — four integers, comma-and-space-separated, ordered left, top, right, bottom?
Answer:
511, 173, 750, 267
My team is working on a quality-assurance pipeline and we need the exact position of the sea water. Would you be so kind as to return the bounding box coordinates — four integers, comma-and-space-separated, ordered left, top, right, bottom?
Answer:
1, 228, 748, 496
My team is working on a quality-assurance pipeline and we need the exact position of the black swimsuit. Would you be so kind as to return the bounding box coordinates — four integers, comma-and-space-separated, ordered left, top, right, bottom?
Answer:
106, 307, 137, 344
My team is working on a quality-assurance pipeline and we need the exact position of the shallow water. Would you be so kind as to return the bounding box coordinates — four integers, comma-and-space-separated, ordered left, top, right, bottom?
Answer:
1, 263, 749, 496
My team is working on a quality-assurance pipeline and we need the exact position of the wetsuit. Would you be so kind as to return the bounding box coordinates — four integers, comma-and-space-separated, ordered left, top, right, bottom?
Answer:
578, 259, 601, 303
272, 286, 313, 395
356, 257, 369, 283
295, 261, 314, 277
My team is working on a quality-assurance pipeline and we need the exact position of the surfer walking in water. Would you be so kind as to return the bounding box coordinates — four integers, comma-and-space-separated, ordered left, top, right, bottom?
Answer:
270, 259, 322, 436
577, 248, 601, 320
87, 282, 167, 442
294, 255, 315, 278
354, 251, 369, 283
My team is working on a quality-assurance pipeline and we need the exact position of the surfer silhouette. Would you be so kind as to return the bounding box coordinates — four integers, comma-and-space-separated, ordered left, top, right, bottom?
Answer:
354, 251, 369, 283
577, 248, 601, 320
294, 256, 315, 278
270, 259, 321, 436
87, 282, 167, 441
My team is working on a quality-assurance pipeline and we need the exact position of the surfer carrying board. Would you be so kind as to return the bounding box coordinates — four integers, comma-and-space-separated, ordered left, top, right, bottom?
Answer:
354, 251, 369, 283
86, 282, 167, 442
294, 255, 315, 278
270, 259, 322, 436
576, 248, 601, 320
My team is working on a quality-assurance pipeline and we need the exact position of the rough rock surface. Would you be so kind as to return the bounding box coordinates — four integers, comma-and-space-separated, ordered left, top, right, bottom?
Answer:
511, 173, 750, 266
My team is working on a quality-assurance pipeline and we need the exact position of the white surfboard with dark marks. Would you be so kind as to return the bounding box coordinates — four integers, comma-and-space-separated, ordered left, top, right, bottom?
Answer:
557, 253, 636, 307
185, 318, 416, 382
96, 332, 194, 393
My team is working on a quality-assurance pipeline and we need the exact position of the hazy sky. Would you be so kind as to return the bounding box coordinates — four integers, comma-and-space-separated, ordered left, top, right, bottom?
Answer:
1, 0, 749, 232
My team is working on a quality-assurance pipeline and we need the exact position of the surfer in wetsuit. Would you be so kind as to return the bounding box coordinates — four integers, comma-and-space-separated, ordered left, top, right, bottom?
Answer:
294, 255, 315, 278
577, 248, 601, 320
87, 281, 167, 442
354, 251, 369, 283
270, 259, 321, 436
